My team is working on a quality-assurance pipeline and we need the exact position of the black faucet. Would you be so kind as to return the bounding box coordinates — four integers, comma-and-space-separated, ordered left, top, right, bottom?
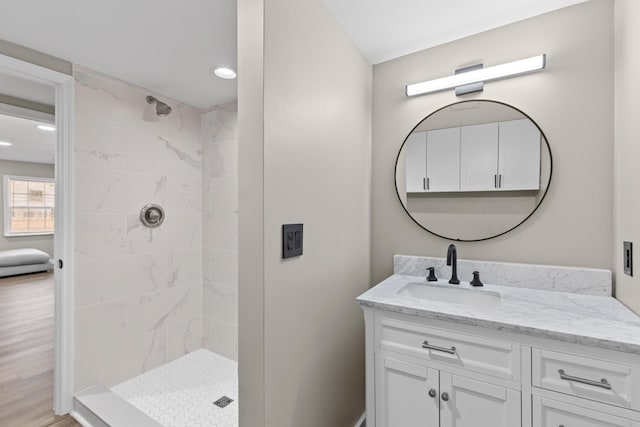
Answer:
446, 244, 460, 285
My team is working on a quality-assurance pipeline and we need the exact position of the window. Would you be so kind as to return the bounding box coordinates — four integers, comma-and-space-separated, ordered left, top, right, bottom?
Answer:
4, 175, 55, 236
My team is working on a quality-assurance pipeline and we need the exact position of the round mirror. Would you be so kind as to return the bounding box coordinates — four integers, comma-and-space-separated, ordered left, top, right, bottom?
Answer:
395, 100, 552, 241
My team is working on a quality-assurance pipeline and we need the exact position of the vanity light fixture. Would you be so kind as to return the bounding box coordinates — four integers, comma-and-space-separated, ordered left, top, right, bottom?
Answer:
36, 124, 56, 132
0, 141, 12, 146
212, 67, 237, 80
406, 54, 546, 97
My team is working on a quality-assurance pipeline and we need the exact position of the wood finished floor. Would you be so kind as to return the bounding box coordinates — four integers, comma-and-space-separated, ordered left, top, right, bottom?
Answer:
0, 272, 80, 427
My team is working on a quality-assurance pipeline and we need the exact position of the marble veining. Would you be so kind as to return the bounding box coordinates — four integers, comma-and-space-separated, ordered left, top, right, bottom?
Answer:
73, 67, 204, 391
358, 273, 640, 355
394, 254, 612, 296
201, 102, 239, 361
159, 136, 202, 169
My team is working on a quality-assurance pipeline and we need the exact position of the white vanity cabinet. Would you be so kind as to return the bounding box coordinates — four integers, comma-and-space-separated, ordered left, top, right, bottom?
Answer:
375, 354, 520, 427
533, 397, 640, 427
375, 356, 439, 427
369, 313, 522, 427
364, 310, 640, 427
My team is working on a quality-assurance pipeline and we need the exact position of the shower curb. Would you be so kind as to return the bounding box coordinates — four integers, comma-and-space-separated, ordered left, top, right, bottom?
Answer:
74, 384, 162, 427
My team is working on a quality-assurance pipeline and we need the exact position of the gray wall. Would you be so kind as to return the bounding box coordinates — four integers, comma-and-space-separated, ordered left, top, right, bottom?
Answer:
0, 159, 54, 255
372, 0, 614, 284
238, 0, 265, 424
614, 0, 640, 314
238, 0, 372, 425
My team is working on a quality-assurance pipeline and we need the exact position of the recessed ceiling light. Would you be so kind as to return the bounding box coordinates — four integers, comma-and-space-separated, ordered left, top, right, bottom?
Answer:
213, 67, 237, 80
36, 125, 56, 132
0, 141, 12, 146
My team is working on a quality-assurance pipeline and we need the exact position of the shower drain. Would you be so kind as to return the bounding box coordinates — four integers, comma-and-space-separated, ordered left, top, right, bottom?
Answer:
213, 396, 234, 408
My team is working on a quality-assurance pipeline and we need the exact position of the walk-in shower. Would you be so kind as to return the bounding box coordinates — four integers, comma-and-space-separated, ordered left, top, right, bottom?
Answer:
72, 68, 239, 427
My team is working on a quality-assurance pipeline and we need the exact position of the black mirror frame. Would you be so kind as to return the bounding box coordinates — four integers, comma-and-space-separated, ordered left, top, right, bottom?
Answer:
394, 99, 554, 242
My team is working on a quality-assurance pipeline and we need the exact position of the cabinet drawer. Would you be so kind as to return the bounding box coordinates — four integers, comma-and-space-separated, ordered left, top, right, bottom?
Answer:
376, 316, 520, 381
533, 396, 634, 427
533, 348, 640, 410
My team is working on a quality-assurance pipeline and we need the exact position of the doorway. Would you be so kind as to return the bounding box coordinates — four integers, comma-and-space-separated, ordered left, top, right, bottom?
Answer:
0, 53, 73, 421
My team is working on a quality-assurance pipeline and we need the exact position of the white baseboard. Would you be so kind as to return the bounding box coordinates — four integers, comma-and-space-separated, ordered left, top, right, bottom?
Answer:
354, 412, 366, 427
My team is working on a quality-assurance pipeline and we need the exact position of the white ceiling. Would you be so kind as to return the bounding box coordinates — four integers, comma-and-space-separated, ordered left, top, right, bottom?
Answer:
0, 113, 56, 164
0, 1, 588, 110
0, 0, 237, 110
321, 0, 589, 64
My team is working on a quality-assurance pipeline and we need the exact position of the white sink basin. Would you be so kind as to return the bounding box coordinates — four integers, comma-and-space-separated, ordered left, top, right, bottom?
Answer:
397, 282, 501, 308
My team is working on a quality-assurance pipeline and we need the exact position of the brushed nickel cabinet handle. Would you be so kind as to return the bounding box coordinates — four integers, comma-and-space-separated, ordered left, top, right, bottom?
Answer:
558, 369, 611, 390
441, 392, 449, 401
428, 388, 436, 398
422, 340, 456, 355
423, 177, 426, 190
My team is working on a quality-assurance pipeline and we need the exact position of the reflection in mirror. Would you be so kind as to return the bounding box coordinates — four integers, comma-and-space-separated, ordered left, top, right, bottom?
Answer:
395, 100, 552, 241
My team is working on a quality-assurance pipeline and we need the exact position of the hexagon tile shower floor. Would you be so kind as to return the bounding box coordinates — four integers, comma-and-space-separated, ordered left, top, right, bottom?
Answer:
112, 349, 238, 427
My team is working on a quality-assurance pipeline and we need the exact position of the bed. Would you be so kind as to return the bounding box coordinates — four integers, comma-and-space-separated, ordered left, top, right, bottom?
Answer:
0, 248, 53, 277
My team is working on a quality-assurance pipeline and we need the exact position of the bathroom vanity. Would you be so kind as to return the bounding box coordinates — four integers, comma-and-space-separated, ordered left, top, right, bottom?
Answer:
358, 256, 640, 427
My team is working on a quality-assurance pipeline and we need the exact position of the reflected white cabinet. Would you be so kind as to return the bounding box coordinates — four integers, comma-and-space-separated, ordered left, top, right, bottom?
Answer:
375, 354, 520, 427
499, 119, 541, 191
404, 128, 460, 193
404, 119, 540, 193
460, 123, 500, 191
426, 127, 461, 192
459, 119, 540, 192
405, 131, 427, 192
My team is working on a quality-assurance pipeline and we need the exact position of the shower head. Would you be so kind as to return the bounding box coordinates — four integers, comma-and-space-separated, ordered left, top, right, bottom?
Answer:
146, 95, 172, 117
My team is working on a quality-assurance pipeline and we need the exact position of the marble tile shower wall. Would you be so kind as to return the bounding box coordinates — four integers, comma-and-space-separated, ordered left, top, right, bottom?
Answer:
201, 102, 238, 361
73, 67, 203, 391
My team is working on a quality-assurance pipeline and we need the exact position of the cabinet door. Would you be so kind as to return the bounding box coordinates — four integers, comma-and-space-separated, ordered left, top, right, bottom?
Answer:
498, 119, 541, 190
427, 127, 460, 192
460, 123, 499, 191
533, 396, 632, 427
440, 373, 521, 427
405, 131, 428, 193
375, 355, 439, 427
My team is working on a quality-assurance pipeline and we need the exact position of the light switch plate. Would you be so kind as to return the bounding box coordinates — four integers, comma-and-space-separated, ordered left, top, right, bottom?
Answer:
282, 224, 303, 259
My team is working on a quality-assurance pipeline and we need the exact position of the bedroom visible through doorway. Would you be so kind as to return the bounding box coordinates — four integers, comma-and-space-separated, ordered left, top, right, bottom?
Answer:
0, 71, 76, 426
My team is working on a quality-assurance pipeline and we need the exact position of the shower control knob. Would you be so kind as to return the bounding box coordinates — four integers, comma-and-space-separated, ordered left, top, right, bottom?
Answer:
428, 388, 436, 398
148, 210, 160, 221
140, 204, 165, 228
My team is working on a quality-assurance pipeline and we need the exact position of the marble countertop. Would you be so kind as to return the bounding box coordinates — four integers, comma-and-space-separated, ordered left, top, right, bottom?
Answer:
357, 274, 640, 355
